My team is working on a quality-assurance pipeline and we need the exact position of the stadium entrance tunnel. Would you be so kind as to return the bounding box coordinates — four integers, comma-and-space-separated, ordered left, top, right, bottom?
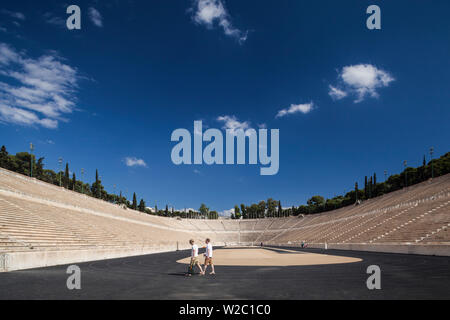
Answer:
176, 247, 362, 267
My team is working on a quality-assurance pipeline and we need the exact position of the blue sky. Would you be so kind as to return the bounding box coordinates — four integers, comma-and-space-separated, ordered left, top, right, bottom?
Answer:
0, 0, 449, 215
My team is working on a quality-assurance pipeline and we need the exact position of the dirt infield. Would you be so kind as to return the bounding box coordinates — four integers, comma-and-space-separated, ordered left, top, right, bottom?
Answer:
177, 247, 362, 266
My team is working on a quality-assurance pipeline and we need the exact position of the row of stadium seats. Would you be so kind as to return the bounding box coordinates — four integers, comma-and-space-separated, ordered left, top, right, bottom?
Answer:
270, 184, 450, 245
0, 167, 449, 256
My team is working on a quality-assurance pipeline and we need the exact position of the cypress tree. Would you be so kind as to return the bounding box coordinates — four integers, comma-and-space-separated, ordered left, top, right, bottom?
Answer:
373, 173, 377, 197
132, 193, 137, 210
65, 163, 69, 188
278, 201, 282, 217
91, 169, 101, 198
72, 173, 76, 191
422, 155, 427, 181
364, 176, 368, 199
138, 199, 146, 212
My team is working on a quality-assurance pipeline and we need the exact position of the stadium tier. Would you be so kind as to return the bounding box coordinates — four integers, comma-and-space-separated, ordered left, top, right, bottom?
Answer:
1, 167, 449, 271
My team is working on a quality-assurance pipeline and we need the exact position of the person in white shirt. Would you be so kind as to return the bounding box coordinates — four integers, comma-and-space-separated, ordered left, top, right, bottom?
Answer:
187, 239, 203, 276
202, 238, 215, 275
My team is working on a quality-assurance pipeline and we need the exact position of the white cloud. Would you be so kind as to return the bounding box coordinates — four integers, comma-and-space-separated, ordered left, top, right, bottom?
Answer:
171, 207, 197, 213
0, 43, 19, 64
219, 208, 234, 217
216, 115, 253, 135
124, 157, 147, 168
191, 0, 248, 43
1, 10, 26, 21
329, 64, 394, 103
0, 104, 58, 129
43, 12, 66, 28
88, 8, 103, 27
276, 102, 314, 118
0, 43, 80, 129
328, 85, 347, 100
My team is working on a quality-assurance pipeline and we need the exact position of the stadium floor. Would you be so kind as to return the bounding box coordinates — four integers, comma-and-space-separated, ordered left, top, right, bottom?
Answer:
0, 246, 449, 300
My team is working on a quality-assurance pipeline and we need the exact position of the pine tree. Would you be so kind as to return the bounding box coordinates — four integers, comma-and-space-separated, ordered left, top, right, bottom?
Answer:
240, 204, 246, 219
0, 145, 9, 169
34, 157, 44, 178
278, 201, 282, 217
165, 205, 169, 216
234, 205, 241, 219
199, 203, 209, 219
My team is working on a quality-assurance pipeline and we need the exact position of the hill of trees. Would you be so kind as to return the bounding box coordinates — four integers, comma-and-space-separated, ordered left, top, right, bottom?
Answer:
0, 145, 448, 220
